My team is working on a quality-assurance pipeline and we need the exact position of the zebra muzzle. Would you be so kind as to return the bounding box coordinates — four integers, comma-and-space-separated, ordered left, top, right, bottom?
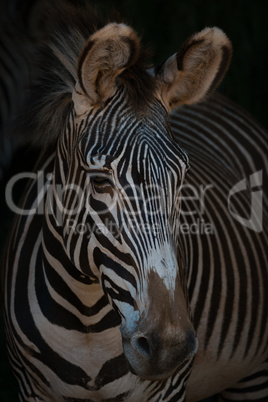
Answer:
121, 325, 197, 380
119, 271, 198, 380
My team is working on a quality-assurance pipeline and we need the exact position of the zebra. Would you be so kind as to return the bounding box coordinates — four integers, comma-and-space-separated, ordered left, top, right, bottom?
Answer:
1, 3, 267, 401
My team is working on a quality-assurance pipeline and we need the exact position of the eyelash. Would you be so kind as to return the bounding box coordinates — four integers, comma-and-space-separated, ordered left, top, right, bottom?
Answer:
91, 176, 113, 186
89, 170, 113, 188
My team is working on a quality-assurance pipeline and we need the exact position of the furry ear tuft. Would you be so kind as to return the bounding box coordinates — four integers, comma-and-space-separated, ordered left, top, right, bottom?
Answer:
77, 23, 141, 106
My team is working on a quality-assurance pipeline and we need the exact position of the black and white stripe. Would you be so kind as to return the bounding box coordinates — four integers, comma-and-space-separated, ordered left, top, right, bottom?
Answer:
1, 4, 268, 402
170, 94, 268, 400
3, 90, 192, 401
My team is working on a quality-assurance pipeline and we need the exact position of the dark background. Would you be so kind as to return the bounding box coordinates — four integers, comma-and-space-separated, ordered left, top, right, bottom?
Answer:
0, 0, 267, 400
97, 0, 268, 128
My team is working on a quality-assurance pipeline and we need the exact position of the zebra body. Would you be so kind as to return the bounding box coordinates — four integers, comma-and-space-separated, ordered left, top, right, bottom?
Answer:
2, 4, 268, 401
171, 94, 268, 400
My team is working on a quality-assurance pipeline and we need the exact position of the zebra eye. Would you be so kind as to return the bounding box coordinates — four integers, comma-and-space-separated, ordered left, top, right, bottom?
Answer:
91, 175, 113, 187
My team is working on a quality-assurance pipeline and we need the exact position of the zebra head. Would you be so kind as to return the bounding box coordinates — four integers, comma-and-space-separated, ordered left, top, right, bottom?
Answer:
57, 23, 232, 380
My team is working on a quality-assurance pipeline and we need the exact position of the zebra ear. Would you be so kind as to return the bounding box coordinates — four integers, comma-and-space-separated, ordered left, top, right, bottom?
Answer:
76, 23, 140, 106
155, 27, 232, 110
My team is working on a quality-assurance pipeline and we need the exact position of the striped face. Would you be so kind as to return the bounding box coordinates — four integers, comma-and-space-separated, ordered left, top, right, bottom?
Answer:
59, 87, 197, 380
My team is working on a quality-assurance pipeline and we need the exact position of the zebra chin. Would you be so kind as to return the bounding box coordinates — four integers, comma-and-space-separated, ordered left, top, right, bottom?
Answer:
120, 324, 198, 381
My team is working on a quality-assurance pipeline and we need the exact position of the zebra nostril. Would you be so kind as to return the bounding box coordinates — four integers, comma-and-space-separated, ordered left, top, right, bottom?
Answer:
132, 335, 151, 359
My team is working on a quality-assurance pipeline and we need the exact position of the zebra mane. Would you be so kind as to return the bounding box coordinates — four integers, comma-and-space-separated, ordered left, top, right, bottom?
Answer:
15, 1, 154, 147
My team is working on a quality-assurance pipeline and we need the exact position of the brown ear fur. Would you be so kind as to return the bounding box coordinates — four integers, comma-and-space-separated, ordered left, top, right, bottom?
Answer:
156, 27, 232, 110
77, 23, 141, 106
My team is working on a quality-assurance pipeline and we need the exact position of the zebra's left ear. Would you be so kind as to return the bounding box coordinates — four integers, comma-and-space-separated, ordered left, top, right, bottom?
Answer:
155, 27, 232, 110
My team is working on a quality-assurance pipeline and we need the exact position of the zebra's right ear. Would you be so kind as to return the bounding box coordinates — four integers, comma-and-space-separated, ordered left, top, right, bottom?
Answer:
155, 27, 232, 111
75, 23, 140, 108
